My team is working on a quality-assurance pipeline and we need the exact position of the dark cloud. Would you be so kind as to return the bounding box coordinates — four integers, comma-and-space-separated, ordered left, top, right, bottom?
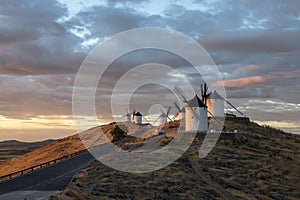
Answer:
0, 0, 85, 75
0, 0, 67, 44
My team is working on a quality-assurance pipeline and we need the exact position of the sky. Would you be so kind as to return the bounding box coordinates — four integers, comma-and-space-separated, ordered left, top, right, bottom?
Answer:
0, 0, 299, 141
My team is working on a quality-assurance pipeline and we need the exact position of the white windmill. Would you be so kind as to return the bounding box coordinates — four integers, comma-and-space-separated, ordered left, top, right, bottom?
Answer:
133, 111, 143, 124
153, 107, 172, 126
123, 109, 132, 122
173, 102, 185, 120
206, 90, 225, 118
174, 86, 208, 132
132, 110, 150, 125
200, 82, 246, 118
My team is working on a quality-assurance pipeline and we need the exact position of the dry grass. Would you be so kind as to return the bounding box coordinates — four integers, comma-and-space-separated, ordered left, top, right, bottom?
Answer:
49, 120, 300, 200
0, 122, 154, 176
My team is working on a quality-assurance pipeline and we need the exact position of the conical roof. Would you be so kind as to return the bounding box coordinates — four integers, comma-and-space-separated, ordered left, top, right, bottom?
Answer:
186, 95, 207, 107
134, 112, 142, 116
207, 90, 223, 100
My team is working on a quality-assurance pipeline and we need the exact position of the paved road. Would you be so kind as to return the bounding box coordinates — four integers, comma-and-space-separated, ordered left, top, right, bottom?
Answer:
0, 134, 164, 199
0, 151, 95, 196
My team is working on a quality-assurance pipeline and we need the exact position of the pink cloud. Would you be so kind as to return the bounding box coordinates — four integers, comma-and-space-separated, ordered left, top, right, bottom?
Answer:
216, 76, 266, 87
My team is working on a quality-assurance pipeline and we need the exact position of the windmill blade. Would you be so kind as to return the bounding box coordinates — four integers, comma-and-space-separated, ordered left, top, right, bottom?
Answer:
173, 102, 181, 112
224, 104, 234, 115
166, 107, 171, 116
174, 85, 188, 103
167, 115, 173, 121
207, 110, 226, 128
223, 98, 245, 117
200, 82, 210, 102
172, 112, 179, 120
174, 85, 199, 120
201, 83, 204, 101
153, 116, 160, 124
142, 116, 149, 123
165, 107, 172, 121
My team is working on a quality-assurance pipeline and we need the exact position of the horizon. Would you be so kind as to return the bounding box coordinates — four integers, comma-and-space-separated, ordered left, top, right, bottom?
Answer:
0, 119, 299, 143
0, 0, 300, 142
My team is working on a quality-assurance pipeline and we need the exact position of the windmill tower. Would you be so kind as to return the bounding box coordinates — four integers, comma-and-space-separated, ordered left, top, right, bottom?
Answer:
174, 86, 208, 132
206, 90, 225, 117
153, 107, 171, 126
123, 109, 132, 122
158, 112, 167, 125
173, 102, 185, 120
185, 95, 208, 132
133, 111, 143, 124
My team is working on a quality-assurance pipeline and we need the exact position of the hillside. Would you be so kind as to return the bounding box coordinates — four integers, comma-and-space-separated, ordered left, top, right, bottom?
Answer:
49, 121, 300, 200
0, 139, 54, 163
0, 122, 155, 177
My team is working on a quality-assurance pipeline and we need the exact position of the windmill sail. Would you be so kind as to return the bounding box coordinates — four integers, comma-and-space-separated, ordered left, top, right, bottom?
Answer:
222, 98, 245, 117
174, 85, 199, 119
200, 82, 210, 103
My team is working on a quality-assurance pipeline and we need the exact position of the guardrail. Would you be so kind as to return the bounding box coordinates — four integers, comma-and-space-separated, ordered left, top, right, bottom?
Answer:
0, 149, 87, 183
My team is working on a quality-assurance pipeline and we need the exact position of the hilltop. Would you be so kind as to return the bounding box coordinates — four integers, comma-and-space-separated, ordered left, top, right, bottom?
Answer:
49, 121, 300, 200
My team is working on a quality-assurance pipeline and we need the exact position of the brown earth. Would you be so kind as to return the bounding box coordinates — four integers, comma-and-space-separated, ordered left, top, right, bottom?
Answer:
48, 121, 300, 199
0, 122, 156, 177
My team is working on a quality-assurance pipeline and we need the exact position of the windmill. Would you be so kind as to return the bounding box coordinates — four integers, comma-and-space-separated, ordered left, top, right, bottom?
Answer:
173, 102, 185, 120
206, 90, 246, 118
206, 90, 225, 118
174, 86, 208, 132
122, 109, 132, 122
132, 109, 150, 125
132, 109, 142, 124
153, 107, 172, 126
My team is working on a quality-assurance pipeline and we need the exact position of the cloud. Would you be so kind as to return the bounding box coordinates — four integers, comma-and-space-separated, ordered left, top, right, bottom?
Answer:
1, 0, 300, 139
270, 70, 300, 79
0, 0, 85, 75
200, 30, 300, 54
217, 76, 266, 87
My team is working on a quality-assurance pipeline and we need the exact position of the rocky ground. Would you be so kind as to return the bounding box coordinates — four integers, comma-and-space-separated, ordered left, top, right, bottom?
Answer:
49, 121, 300, 200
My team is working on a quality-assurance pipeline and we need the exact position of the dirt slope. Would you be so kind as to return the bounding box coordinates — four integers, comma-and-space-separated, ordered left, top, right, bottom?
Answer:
0, 122, 153, 176
49, 121, 300, 200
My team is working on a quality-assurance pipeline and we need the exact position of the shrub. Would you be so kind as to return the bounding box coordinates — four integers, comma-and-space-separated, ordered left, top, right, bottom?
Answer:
111, 125, 128, 142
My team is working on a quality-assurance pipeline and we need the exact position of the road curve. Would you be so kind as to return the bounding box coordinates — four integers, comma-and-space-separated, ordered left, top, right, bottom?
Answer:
0, 151, 95, 195
0, 135, 164, 198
